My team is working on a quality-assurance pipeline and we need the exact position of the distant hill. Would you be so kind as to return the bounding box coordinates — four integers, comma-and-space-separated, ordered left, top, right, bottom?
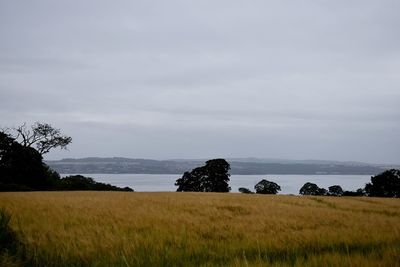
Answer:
46, 157, 394, 175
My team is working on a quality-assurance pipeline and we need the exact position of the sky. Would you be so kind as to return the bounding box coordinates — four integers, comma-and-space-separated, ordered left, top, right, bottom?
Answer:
1, 0, 399, 164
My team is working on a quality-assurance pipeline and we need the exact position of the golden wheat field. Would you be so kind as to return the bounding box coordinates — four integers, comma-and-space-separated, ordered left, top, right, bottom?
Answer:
0, 192, 400, 266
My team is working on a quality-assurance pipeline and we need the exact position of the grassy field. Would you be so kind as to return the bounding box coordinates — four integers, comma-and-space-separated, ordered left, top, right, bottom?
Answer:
0, 192, 399, 266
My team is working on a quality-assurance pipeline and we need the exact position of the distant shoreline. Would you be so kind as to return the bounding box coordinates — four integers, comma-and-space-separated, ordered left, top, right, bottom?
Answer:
59, 173, 371, 194
47, 157, 391, 175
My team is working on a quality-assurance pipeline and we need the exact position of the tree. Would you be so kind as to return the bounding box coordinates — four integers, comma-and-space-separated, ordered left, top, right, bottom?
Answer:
203, 159, 231, 192
365, 169, 400, 197
299, 182, 327, 196
254, 179, 281, 194
238, 187, 253, 194
174, 171, 202, 192
0, 131, 59, 190
12, 122, 72, 155
175, 159, 231, 192
328, 185, 344, 196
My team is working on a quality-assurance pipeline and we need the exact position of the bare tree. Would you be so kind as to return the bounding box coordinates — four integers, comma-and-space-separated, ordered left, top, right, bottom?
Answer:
13, 122, 72, 155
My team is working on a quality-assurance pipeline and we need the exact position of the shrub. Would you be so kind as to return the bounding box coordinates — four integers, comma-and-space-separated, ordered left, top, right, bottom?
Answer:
59, 175, 134, 191
238, 187, 254, 194
343, 188, 365, 196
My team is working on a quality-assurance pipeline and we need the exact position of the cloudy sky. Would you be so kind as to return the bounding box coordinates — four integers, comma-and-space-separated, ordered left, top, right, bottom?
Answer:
1, 1, 399, 163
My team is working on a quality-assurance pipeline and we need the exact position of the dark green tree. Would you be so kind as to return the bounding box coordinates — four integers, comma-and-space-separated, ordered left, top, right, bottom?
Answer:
254, 179, 281, 194
238, 187, 253, 194
203, 159, 231, 192
299, 182, 327, 196
365, 169, 400, 197
175, 159, 231, 192
328, 185, 344, 196
175, 170, 203, 192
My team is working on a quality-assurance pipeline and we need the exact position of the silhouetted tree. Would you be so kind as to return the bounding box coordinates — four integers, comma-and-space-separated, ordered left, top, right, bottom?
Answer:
0, 131, 59, 190
238, 187, 253, 194
299, 182, 327, 196
175, 159, 231, 192
174, 170, 203, 192
365, 169, 400, 197
343, 188, 365, 196
254, 179, 281, 194
356, 188, 366, 196
11, 122, 72, 155
204, 159, 231, 192
328, 185, 344, 196
59, 175, 134, 191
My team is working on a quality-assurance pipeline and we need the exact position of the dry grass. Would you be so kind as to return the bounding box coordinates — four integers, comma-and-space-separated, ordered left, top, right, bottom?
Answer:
0, 192, 399, 266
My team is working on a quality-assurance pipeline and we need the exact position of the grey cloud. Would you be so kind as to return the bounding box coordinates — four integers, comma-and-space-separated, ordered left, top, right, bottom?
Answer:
1, 0, 399, 163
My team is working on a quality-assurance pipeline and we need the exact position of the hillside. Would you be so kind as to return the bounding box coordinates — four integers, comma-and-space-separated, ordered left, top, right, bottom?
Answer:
46, 157, 390, 175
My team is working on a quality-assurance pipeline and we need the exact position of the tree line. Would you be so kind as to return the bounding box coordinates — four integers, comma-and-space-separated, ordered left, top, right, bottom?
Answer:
176, 159, 400, 197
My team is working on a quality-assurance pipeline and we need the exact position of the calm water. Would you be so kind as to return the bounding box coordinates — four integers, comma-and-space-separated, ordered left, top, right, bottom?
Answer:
62, 174, 371, 194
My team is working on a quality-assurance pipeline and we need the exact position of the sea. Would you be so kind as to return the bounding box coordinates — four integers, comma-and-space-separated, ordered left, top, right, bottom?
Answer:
61, 174, 371, 194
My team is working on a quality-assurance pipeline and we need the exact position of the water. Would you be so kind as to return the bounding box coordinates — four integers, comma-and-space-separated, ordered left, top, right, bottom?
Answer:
61, 174, 372, 194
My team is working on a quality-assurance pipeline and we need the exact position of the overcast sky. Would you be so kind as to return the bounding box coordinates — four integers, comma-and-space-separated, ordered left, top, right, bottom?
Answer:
1, 0, 399, 163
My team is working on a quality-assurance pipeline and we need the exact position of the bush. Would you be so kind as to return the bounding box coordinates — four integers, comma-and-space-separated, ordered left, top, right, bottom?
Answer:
343, 188, 365, 196
59, 175, 134, 191
0, 183, 33, 192
238, 187, 253, 194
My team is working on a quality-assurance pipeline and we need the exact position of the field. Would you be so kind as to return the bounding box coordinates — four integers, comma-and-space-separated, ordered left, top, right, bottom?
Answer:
1, 192, 400, 266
